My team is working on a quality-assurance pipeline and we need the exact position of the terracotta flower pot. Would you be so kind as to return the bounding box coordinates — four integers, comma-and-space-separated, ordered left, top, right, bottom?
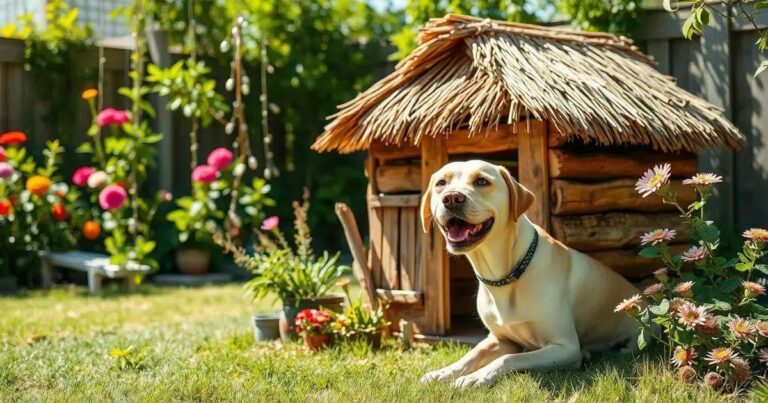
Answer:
175, 248, 210, 275
279, 294, 345, 341
303, 333, 332, 351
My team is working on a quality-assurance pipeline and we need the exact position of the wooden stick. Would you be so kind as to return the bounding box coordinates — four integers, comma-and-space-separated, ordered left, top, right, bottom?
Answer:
335, 203, 378, 309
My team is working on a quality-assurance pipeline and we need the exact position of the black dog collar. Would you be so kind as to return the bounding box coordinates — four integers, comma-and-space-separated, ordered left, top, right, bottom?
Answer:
476, 229, 539, 287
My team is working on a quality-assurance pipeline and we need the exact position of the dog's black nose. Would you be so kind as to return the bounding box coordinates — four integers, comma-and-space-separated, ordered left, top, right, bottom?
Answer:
442, 192, 466, 209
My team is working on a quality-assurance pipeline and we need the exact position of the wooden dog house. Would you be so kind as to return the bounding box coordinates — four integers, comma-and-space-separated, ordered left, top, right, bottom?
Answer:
314, 15, 743, 339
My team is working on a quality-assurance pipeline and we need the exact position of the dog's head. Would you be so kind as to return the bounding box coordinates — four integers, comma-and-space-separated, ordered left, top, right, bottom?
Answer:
420, 160, 534, 254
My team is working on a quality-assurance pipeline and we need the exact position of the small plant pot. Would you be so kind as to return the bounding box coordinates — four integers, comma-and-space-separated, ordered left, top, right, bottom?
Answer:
175, 248, 210, 275
303, 333, 332, 351
347, 331, 384, 349
279, 294, 345, 341
252, 313, 281, 342
0, 275, 18, 295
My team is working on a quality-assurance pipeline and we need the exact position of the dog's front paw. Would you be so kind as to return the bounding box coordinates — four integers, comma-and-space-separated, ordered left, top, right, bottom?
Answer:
453, 373, 495, 388
420, 367, 459, 384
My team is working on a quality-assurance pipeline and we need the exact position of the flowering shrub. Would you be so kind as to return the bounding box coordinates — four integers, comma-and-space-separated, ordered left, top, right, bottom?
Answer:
166, 147, 272, 248
617, 163, 768, 390
294, 308, 334, 337
0, 136, 77, 283
75, 85, 168, 269
217, 190, 348, 304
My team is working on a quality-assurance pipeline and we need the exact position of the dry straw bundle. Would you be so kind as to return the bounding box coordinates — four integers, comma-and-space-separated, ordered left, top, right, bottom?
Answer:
313, 14, 743, 153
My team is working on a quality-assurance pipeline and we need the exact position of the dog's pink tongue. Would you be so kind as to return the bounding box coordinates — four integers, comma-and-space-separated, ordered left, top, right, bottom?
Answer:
447, 225, 470, 242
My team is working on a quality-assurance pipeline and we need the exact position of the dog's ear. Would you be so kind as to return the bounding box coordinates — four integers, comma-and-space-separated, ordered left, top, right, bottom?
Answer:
420, 175, 435, 233
498, 165, 535, 223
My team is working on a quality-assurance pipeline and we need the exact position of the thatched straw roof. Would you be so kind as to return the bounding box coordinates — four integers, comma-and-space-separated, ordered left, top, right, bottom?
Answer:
313, 14, 744, 154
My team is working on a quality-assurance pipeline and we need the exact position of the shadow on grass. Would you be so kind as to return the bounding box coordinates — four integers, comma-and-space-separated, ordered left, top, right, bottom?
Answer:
528, 344, 667, 396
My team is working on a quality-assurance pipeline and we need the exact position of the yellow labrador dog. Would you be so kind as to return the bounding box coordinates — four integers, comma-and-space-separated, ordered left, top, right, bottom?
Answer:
420, 160, 639, 388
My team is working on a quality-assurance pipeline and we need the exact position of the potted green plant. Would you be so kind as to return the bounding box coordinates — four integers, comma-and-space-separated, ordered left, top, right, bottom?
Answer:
332, 279, 390, 348
216, 190, 349, 341
295, 308, 335, 350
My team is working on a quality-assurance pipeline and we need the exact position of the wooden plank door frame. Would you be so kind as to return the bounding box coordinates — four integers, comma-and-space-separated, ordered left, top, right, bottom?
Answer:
420, 136, 450, 335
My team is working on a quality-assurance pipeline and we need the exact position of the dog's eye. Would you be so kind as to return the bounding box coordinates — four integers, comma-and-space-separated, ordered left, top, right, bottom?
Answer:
435, 179, 447, 188
474, 177, 490, 187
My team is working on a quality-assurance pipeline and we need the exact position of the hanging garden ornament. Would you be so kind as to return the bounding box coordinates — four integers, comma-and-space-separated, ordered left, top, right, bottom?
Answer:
260, 35, 278, 178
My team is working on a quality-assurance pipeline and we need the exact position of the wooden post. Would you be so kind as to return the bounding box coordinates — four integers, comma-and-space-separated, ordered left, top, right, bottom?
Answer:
421, 136, 449, 334
335, 203, 378, 309
700, 3, 735, 241
517, 120, 550, 230
146, 27, 174, 192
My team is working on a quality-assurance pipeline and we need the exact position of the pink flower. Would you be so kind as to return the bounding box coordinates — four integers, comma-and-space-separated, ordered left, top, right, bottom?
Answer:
87, 170, 109, 188
614, 294, 642, 313
261, 216, 279, 231
207, 148, 234, 171
98, 185, 127, 210
682, 173, 723, 187
191, 165, 218, 183
672, 346, 698, 367
0, 146, 5, 162
640, 228, 677, 246
96, 108, 131, 127
635, 163, 671, 198
677, 302, 707, 329
681, 246, 708, 262
0, 162, 13, 179
71, 167, 96, 187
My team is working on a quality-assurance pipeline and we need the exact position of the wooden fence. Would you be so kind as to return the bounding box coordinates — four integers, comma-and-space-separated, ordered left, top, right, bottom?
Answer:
1, 4, 768, 237
638, 4, 768, 237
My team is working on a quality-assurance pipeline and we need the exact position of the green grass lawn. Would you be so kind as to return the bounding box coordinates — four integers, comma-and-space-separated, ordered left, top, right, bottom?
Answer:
0, 284, 742, 402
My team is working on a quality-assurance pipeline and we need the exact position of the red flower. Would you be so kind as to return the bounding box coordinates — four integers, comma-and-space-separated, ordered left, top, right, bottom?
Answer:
295, 308, 333, 334
8, 195, 18, 204
0, 131, 27, 145
0, 199, 11, 216
51, 203, 68, 221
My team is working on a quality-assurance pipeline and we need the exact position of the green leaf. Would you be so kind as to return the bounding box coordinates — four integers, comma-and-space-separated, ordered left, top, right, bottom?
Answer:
663, 0, 679, 12
719, 276, 741, 293
735, 262, 752, 272
638, 328, 647, 350
757, 61, 768, 77
712, 299, 732, 312
639, 246, 660, 258
649, 298, 670, 315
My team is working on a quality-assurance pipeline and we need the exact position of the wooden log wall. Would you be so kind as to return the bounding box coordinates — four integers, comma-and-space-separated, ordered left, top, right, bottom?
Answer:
547, 128, 698, 280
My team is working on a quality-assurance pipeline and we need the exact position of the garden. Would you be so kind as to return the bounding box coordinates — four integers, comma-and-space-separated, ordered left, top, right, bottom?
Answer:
2, 0, 768, 401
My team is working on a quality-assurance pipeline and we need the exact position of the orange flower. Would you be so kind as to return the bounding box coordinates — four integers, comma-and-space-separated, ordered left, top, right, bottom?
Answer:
26, 176, 51, 196
0, 131, 27, 145
51, 203, 68, 221
83, 221, 102, 240
81, 89, 98, 101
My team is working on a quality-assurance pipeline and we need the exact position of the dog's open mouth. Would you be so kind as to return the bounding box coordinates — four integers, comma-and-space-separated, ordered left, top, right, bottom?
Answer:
443, 217, 494, 249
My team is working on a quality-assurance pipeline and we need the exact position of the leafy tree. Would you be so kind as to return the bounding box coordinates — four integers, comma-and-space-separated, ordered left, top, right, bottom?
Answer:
558, 0, 641, 34
664, 0, 767, 76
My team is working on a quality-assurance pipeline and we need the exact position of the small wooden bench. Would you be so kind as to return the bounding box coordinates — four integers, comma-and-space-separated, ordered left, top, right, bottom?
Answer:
41, 251, 151, 294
